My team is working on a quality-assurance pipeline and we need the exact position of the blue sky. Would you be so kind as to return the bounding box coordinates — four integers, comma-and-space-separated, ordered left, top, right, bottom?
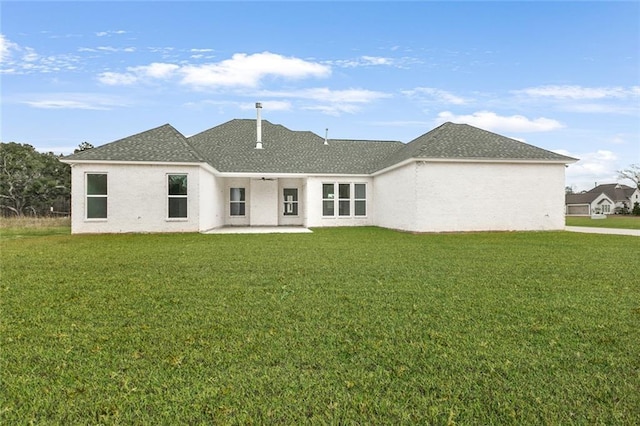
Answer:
1, 1, 638, 191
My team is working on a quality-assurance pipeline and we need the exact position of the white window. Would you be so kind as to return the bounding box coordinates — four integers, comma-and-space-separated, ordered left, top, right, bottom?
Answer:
338, 184, 350, 216
322, 183, 367, 217
322, 184, 335, 216
354, 184, 366, 216
168, 174, 188, 218
86, 173, 107, 219
230, 188, 246, 216
601, 204, 610, 213
283, 188, 298, 216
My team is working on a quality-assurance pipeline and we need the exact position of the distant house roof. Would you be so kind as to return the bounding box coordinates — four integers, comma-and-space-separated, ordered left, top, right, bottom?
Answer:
565, 192, 607, 205
64, 120, 577, 173
565, 183, 637, 205
585, 183, 637, 202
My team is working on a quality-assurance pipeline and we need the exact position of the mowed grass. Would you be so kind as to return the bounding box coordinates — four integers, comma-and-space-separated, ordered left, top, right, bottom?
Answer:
566, 215, 640, 229
2, 227, 639, 424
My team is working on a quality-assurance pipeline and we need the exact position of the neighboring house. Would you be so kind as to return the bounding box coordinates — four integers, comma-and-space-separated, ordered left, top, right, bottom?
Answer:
63, 105, 577, 234
565, 183, 640, 215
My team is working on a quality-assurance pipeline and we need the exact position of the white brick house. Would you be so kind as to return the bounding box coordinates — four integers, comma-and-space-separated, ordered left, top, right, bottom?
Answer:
63, 106, 576, 234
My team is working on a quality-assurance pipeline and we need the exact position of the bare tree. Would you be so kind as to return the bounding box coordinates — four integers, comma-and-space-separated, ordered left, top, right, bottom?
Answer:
617, 164, 640, 190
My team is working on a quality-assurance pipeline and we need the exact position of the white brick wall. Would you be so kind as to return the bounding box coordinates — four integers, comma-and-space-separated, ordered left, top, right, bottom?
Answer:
70, 163, 202, 234
69, 160, 567, 233
373, 161, 567, 232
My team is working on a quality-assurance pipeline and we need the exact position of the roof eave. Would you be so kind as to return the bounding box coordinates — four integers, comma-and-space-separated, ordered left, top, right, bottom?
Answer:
62, 159, 208, 168
372, 156, 576, 176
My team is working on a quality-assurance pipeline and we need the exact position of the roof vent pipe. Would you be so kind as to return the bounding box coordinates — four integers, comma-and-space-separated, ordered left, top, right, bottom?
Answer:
255, 102, 263, 149
324, 128, 329, 145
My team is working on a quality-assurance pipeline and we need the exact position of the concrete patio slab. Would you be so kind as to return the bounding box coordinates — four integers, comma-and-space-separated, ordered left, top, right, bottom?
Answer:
202, 226, 313, 234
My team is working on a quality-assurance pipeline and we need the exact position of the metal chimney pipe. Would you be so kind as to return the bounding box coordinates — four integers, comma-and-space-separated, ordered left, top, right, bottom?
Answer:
255, 102, 263, 149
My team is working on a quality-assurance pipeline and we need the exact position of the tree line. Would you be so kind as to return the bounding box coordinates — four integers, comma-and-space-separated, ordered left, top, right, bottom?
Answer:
0, 142, 92, 217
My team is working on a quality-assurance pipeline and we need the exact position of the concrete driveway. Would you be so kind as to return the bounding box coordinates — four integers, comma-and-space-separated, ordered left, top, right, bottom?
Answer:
565, 226, 640, 236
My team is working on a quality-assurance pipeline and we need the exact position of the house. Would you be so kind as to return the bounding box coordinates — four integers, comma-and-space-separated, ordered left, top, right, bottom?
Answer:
565, 183, 640, 215
63, 104, 577, 234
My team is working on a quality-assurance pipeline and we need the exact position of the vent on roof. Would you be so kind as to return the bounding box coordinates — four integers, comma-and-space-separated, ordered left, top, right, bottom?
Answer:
255, 102, 263, 149
324, 128, 328, 145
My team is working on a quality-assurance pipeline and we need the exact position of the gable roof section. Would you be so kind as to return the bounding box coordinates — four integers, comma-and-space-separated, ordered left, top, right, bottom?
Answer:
64, 124, 203, 163
64, 119, 576, 174
378, 122, 575, 170
188, 119, 404, 174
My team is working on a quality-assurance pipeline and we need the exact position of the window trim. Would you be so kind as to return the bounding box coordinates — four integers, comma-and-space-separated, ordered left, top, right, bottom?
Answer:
283, 188, 299, 216
354, 183, 367, 217
322, 183, 335, 217
85, 173, 108, 221
229, 187, 246, 217
167, 173, 188, 221
322, 182, 367, 218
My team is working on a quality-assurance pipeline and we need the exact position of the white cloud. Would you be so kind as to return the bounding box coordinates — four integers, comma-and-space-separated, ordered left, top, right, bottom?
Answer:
607, 134, 629, 145
361, 56, 392, 65
333, 55, 394, 68
134, 62, 180, 79
515, 85, 640, 100
98, 62, 179, 85
403, 87, 468, 105
559, 103, 638, 115
180, 52, 330, 88
1, 34, 82, 74
304, 103, 362, 116
96, 30, 127, 37
24, 100, 108, 110
436, 111, 564, 132
97, 71, 139, 85
239, 100, 292, 111
558, 149, 620, 191
0, 34, 21, 63
21, 93, 130, 110
287, 87, 390, 103
258, 87, 391, 116
98, 52, 331, 89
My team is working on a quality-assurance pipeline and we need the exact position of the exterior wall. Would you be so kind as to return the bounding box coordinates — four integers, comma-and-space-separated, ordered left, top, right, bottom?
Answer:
624, 189, 640, 212
305, 176, 374, 228
199, 168, 224, 231
373, 163, 418, 232
591, 193, 614, 215
409, 161, 567, 232
278, 178, 305, 226
632, 189, 640, 206
224, 177, 251, 226
70, 163, 203, 234
250, 178, 278, 226
70, 160, 571, 234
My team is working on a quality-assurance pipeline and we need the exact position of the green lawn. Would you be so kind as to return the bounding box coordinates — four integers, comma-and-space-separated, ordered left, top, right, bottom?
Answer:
2, 227, 639, 424
566, 215, 640, 229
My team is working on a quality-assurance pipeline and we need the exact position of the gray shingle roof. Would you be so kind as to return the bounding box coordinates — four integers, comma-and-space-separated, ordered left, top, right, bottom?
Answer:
188, 119, 403, 174
64, 119, 577, 173
585, 183, 635, 202
565, 192, 600, 204
378, 122, 576, 169
64, 124, 203, 163
565, 184, 637, 205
